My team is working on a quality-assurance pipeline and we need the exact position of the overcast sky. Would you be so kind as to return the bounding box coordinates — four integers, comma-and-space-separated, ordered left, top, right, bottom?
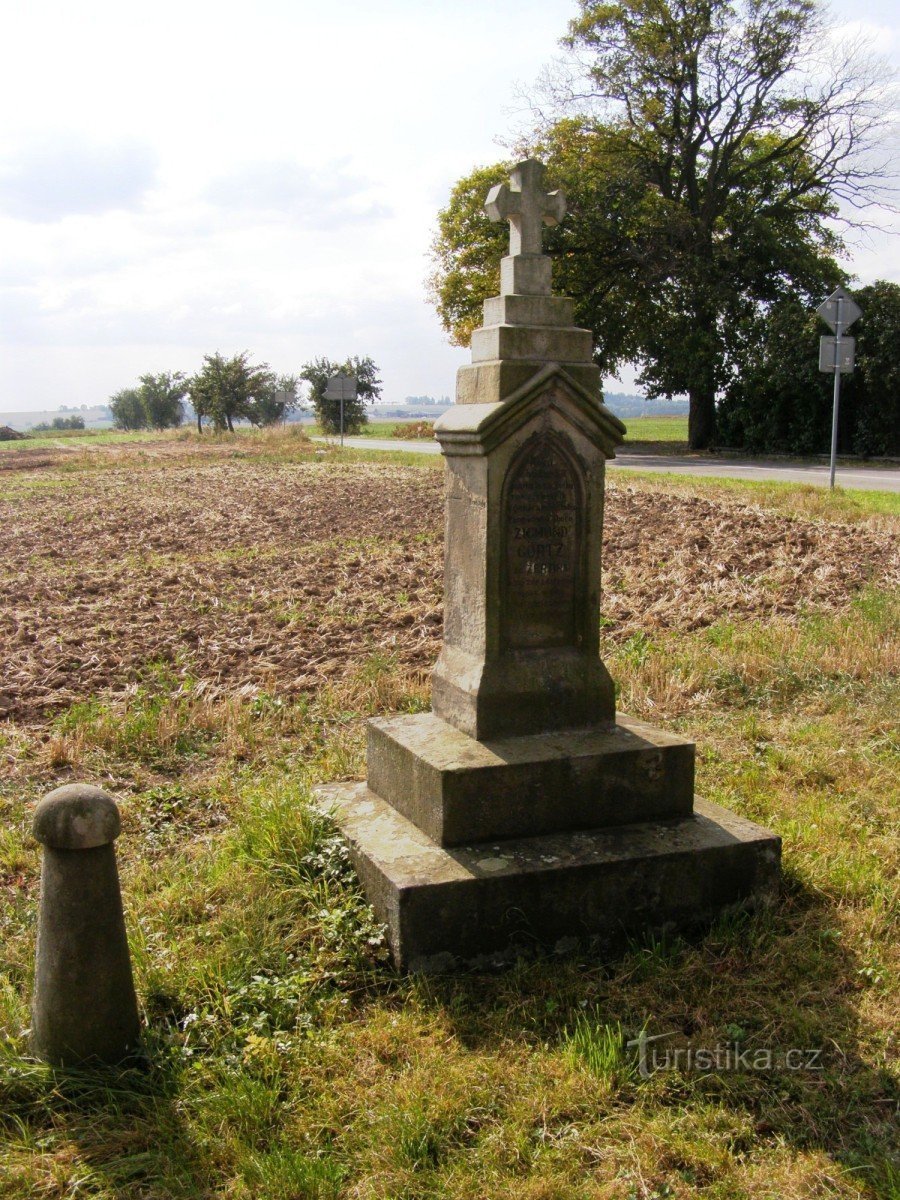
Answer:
1, 0, 897, 412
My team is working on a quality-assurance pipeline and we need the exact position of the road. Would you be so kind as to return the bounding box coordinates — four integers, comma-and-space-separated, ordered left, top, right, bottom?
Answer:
318, 437, 900, 493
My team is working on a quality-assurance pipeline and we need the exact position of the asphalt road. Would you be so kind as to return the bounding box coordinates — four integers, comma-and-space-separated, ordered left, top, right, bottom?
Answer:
318, 437, 900, 493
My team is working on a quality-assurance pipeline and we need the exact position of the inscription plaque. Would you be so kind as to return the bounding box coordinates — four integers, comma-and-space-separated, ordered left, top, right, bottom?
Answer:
503, 435, 583, 649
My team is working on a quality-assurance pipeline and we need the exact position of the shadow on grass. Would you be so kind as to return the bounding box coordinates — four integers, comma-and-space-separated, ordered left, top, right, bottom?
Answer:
1, 1046, 209, 1199
409, 869, 898, 1192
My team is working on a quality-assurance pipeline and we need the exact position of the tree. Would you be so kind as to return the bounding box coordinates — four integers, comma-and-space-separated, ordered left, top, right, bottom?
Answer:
33, 415, 87, 433
718, 282, 900, 456
847, 281, 900, 457
299, 356, 382, 435
110, 388, 147, 431
717, 298, 832, 453
430, 0, 889, 448
245, 373, 302, 427
189, 352, 275, 433
139, 371, 188, 430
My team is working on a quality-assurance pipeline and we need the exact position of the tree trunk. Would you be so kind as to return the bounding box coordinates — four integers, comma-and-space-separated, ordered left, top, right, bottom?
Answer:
226, 413, 234, 433
688, 386, 717, 450
196, 413, 202, 435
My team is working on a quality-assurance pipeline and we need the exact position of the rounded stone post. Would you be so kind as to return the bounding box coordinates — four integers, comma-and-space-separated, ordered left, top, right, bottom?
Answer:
31, 784, 141, 1066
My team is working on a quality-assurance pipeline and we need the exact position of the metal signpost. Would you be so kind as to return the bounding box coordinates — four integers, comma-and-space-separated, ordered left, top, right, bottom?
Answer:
323, 373, 358, 447
816, 286, 862, 489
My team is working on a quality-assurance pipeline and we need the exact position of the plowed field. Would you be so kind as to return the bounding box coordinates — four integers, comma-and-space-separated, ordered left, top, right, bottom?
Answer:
1, 460, 897, 722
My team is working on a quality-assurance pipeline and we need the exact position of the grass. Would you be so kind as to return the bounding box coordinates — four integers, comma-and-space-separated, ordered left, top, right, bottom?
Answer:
313, 415, 692, 444
612, 471, 900, 523
0, 428, 161, 452
621, 414, 688, 443
0, 446, 898, 1198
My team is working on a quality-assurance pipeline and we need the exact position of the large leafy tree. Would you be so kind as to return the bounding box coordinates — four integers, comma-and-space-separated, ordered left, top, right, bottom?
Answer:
848, 281, 900, 457
109, 387, 147, 431
245, 373, 302, 427
719, 281, 900, 456
138, 371, 188, 430
430, 0, 887, 448
189, 352, 276, 433
299, 356, 382, 435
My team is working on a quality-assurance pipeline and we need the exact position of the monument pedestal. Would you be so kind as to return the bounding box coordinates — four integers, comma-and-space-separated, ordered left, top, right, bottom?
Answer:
316, 780, 780, 973
313, 159, 780, 970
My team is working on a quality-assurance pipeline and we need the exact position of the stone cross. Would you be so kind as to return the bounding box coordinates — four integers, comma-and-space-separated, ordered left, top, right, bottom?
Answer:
485, 159, 566, 257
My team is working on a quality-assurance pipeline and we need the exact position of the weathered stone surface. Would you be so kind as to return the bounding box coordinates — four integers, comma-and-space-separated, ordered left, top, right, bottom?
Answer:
483, 294, 576, 328
471, 324, 593, 365
455, 360, 602, 406
500, 253, 552, 297
33, 783, 121, 850
315, 782, 782, 972
367, 712, 694, 846
432, 367, 624, 740
31, 786, 140, 1066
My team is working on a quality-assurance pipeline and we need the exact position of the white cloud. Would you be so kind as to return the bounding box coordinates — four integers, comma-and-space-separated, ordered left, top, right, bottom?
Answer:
0, 135, 157, 222
204, 159, 391, 228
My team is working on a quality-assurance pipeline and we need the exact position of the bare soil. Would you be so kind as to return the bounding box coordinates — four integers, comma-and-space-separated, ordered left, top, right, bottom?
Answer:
1, 460, 897, 722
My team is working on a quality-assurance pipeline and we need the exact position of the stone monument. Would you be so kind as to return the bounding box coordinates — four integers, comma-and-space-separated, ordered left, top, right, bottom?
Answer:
316, 159, 780, 971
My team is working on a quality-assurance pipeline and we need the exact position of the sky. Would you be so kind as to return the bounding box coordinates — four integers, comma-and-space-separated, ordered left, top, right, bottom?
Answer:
0, 0, 897, 412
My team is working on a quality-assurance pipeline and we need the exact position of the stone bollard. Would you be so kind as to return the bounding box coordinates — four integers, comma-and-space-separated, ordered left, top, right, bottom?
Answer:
31, 784, 141, 1066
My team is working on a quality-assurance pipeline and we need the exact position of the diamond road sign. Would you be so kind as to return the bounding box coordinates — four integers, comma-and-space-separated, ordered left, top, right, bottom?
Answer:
816, 286, 862, 332
819, 335, 855, 373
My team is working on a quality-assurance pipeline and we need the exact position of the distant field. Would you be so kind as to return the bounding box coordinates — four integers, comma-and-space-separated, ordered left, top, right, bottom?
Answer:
318, 414, 691, 443
621, 414, 689, 442
0, 427, 161, 452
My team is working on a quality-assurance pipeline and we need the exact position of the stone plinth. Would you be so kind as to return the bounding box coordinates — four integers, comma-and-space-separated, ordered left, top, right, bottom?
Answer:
317, 783, 781, 973
313, 157, 780, 970
367, 712, 694, 846
456, 277, 601, 407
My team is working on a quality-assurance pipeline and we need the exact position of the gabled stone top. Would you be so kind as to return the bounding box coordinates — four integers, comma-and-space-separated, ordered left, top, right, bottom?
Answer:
436, 363, 625, 458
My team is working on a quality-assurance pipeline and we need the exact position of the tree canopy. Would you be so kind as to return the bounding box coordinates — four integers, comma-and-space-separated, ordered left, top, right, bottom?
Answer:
718, 281, 900, 456
109, 387, 147, 431
138, 372, 188, 430
430, 0, 889, 448
189, 352, 293, 433
299, 356, 382, 436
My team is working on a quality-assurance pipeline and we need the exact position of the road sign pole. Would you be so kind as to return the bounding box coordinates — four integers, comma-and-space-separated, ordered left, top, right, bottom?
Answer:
829, 296, 843, 490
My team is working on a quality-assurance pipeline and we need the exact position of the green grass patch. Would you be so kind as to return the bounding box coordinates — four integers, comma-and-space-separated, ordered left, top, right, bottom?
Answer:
616, 471, 900, 522
620, 414, 689, 443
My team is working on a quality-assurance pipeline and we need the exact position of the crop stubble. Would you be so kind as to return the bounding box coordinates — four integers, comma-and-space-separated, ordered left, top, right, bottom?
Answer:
1, 460, 897, 722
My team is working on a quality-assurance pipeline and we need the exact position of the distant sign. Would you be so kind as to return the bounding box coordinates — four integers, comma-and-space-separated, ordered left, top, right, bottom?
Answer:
816, 286, 862, 332
323, 373, 357, 401
819, 336, 855, 374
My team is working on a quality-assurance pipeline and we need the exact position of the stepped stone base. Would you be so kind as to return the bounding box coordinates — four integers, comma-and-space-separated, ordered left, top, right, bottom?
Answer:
367, 712, 694, 846
314, 782, 781, 973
